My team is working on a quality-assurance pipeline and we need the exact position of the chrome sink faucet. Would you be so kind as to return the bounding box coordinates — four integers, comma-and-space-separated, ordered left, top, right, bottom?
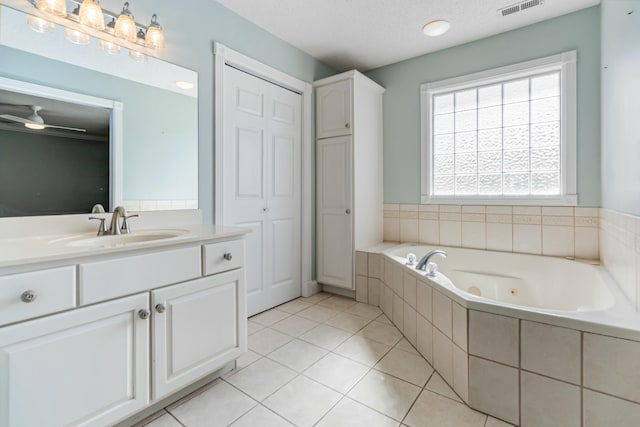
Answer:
89, 206, 138, 236
416, 249, 448, 277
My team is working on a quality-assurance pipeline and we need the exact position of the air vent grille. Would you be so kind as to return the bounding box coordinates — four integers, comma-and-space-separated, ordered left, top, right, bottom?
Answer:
498, 0, 544, 17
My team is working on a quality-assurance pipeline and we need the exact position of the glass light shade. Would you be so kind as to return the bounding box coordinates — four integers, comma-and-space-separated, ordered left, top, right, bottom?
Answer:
27, 15, 55, 34
145, 14, 164, 49
65, 28, 91, 45
422, 20, 450, 37
25, 123, 46, 130
114, 3, 137, 42
36, 0, 67, 18
79, 0, 105, 30
99, 40, 121, 55
129, 50, 148, 62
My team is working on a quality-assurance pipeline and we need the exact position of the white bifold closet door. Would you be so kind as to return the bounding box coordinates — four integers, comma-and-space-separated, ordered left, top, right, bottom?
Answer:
222, 65, 302, 316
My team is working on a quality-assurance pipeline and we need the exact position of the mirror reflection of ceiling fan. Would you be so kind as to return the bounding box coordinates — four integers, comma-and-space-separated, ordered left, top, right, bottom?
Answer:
0, 105, 87, 132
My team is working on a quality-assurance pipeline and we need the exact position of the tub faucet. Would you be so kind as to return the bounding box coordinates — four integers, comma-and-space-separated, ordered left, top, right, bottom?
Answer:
416, 249, 448, 276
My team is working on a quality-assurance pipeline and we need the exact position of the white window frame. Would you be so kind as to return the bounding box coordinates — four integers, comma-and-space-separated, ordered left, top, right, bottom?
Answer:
420, 50, 577, 205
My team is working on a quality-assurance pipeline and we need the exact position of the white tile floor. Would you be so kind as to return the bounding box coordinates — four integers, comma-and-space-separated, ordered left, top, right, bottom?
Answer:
139, 293, 514, 427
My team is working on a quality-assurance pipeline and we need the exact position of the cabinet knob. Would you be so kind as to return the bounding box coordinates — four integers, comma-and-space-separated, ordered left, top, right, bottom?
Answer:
223, 253, 233, 261
346, 209, 351, 214
345, 123, 350, 129
138, 309, 150, 320
155, 303, 166, 314
21, 290, 37, 303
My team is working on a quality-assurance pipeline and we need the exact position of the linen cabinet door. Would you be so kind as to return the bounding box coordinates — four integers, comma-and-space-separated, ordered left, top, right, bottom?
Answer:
152, 269, 246, 400
0, 293, 150, 427
316, 79, 353, 139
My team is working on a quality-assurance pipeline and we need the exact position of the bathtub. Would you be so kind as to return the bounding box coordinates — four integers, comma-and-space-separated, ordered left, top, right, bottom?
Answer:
384, 243, 640, 338
362, 243, 640, 425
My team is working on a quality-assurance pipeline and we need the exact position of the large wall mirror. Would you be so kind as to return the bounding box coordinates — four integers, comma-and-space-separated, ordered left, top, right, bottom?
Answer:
0, 3, 198, 216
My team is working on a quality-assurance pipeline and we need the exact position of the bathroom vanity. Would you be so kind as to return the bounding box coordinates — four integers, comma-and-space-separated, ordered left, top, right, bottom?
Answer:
0, 213, 248, 427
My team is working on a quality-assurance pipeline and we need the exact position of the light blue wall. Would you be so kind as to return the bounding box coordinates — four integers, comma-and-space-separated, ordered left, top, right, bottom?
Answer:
366, 6, 601, 206
601, 0, 640, 216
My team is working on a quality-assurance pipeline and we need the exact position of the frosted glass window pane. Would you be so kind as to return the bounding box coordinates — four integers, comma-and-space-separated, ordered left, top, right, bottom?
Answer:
455, 131, 477, 153
531, 121, 560, 147
531, 172, 560, 194
434, 94, 454, 114
455, 89, 477, 111
455, 153, 477, 174
531, 146, 560, 171
434, 154, 454, 175
434, 134, 455, 154
503, 149, 529, 172
478, 129, 502, 151
434, 113, 454, 135
434, 175, 454, 195
478, 106, 502, 130
503, 125, 529, 149
478, 85, 502, 108
478, 151, 502, 173
455, 110, 477, 132
531, 97, 559, 123
455, 175, 477, 195
531, 73, 559, 100
503, 173, 529, 194
504, 79, 529, 104
478, 174, 502, 194
503, 102, 529, 126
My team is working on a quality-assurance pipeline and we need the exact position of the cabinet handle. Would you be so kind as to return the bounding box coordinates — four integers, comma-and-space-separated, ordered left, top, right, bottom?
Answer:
345, 123, 350, 128
138, 309, 150, 320
21, 290, 37, 303
155, 303, 166, 314
223, 253, 233, 261
346, 209, 351, 214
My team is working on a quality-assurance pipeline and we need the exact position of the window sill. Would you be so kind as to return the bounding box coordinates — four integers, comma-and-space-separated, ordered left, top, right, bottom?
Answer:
420, 194, 578, 206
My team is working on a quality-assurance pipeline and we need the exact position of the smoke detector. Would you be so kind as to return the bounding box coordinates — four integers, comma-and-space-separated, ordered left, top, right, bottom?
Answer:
498, 0, 545, 17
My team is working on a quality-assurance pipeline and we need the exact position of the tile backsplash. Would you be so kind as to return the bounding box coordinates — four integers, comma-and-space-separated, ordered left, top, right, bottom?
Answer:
600, 208, 640, 311
383, 204, 599, 260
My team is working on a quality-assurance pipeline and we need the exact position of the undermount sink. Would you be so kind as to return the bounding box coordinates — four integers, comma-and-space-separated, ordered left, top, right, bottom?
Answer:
50, 229, 188, 248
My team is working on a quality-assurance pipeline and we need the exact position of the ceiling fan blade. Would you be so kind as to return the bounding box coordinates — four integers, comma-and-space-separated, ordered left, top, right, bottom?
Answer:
0, 114, 33, 125
42, 123, 87, 133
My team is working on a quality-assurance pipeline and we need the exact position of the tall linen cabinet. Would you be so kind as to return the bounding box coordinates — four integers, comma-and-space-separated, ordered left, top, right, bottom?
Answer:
315, 70, 384, 290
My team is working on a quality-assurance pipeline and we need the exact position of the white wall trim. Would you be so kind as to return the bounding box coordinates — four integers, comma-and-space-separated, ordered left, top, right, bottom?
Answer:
213, 42, 314, 298
420, 50, 578, 206
0, 76, 123, 209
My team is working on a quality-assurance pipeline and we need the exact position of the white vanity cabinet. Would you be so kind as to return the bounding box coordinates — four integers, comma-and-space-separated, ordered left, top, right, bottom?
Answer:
152, 269, 245, 400
315, 70, 384, 290
0, 231, 247, 427
0, 293, 150, 427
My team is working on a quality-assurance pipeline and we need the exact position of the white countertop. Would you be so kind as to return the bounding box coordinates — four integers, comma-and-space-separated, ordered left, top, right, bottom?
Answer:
0, 212, 249, 271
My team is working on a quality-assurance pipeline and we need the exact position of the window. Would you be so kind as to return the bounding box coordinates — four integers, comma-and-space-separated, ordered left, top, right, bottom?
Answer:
421, 51, 577, 205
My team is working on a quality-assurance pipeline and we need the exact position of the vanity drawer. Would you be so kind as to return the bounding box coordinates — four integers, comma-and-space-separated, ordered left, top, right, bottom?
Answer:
0, 266, 76, 326
203, 239, 244, 275
79, 246, 201, 305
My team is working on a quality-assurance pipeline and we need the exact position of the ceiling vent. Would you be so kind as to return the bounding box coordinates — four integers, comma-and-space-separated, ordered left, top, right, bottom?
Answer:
498, 0, 544, 17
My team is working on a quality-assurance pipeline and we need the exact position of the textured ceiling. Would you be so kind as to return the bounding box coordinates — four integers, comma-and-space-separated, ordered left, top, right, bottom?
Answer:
216, 0, 600, 71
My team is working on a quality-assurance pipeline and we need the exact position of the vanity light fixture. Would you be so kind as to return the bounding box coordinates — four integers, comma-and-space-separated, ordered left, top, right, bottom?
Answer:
27, 15, 55, 33
422, 19, 451, 37
36, 0, 67, 17
114, 2, 136, 43
128, 49, 148, 62
144, 14, 164, 49
78, 0, 105, 30
175, 81, 194, 90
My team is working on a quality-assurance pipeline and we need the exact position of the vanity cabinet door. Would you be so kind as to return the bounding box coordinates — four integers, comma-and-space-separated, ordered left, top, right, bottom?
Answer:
0, 293, 150, 427
316, 79, 353, 139
152, 269, 246, 400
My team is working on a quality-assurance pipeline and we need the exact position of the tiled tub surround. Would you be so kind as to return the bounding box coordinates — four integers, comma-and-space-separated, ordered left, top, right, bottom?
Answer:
355, 247, 640, 426
383, 204, 600, 260
600, 208, 640, 311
